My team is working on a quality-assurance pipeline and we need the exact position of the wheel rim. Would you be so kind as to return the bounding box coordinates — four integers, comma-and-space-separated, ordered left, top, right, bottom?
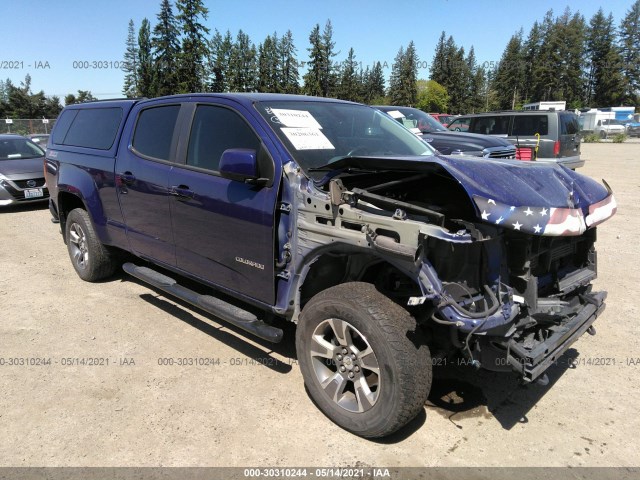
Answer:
68, 223, 89, 270
309, 318, 381, 413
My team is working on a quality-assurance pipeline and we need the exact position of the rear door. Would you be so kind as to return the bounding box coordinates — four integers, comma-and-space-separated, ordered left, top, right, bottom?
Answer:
168, 100, 279, 304
116, 102, 182, 265
559, 112, 581, 159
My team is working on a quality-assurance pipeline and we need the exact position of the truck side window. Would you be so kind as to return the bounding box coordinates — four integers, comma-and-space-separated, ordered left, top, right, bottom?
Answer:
512, 115, 549, 136
132, 105, 180, 161
62, 108, 123, 150
186, 105, 260, 172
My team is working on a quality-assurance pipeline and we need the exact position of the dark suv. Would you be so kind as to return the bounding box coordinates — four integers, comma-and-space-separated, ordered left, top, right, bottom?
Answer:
448, 110, 582, 169
374, 106, 516, 159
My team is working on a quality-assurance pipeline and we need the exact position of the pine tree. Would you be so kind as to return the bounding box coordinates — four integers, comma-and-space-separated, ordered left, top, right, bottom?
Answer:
445, 41, 469, 112
522, 21, 542, 102
208, 30, 233, 92
559, 10, 587, 108
175, 0, 210, 93
337, 47, 359, 101
530, 10, 556, 102
137, 18, 154, 97
429, 32, 447, 85
586, 9, 627, 106
620, 0, 640, 105
228, 30, 257, 92
303, 24, 323, 96
429, 34, 471, 112
367, 61, 386, 103
122, 19, 138, 98
465, 47, 484, 113
257, 33, 279, 92
320, 20, 338, 97
279, 30, 299, 94
403, 41, 419, 106
493, 31, 525, 109
151, 0, 180, 96
388, 46, 405, 104
388, 42, 418, 106
472, 66, 488, 112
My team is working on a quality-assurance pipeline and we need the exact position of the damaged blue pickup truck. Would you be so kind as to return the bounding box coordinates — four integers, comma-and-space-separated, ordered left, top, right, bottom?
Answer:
44, 94, 616, 438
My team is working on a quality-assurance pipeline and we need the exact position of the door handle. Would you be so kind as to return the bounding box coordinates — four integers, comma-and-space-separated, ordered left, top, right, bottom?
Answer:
120, 172, 136, 185
171, 185, 194, 200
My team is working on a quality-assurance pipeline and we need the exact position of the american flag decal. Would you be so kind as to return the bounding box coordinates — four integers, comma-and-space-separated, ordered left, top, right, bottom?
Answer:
473, 194, 617, 236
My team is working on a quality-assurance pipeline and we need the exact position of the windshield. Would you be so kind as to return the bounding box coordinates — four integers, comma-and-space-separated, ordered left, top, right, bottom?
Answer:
0, 137, 45, 160
255, 101, 434, 175
378, 107, 447, 134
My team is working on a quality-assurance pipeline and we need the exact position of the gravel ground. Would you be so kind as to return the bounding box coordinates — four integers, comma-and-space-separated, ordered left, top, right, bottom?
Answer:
0, 142, 638, 469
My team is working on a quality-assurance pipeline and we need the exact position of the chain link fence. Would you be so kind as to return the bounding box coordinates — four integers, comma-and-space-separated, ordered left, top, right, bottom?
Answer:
1, 119, 57, 135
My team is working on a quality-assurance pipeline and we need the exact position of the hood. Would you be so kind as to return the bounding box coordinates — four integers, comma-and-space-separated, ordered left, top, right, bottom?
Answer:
0, 158, 45, 176
318, 154, 616, 236
420, 131, 513, 154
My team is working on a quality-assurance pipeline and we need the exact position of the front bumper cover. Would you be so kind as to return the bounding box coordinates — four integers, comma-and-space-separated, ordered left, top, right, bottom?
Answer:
506, 291, 606, 382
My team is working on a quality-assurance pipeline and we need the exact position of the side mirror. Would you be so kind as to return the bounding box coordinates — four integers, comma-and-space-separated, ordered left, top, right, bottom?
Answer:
219, 148, 269, 186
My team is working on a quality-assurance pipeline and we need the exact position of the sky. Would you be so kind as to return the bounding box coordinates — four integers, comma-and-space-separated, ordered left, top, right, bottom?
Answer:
1, 0, 636, 101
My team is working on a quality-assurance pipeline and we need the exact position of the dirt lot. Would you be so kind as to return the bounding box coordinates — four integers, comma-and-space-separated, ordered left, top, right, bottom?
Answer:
0, 141, 639, 469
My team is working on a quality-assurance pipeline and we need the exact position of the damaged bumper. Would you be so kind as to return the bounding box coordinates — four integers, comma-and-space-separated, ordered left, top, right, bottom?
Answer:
504, 291, 606, 382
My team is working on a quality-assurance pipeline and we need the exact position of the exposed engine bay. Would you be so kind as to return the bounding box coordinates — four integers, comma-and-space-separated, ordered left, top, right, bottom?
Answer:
285, 158, 616, 383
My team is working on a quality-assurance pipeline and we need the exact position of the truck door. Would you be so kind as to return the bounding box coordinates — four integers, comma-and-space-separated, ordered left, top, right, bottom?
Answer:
168, 102, 279, 305
116, 103, 181, 266
559, 112, 581, 159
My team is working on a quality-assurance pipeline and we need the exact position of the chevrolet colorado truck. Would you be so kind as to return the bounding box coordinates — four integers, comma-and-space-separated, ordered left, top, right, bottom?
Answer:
45, 93, 616, 438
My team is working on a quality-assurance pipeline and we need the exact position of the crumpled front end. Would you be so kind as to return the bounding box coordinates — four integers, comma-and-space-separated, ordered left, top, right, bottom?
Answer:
309, 157, 617, 383
413, 220, 608, 382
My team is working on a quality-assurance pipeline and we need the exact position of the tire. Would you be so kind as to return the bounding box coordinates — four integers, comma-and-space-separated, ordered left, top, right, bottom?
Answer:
599, 130, 607, 139
296, 282, 432, 438
65, 208, 118, 282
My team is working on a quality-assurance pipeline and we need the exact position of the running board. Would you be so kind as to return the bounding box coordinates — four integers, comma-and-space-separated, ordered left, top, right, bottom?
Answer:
122, 263, 283, 343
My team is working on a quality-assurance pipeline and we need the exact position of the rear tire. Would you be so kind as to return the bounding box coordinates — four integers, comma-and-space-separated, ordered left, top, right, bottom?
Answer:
65, 208, 118, 282
296, 282, 432, 438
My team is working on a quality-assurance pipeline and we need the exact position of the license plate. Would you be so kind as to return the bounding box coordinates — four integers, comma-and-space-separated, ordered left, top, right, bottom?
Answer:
24, 188, 43, 199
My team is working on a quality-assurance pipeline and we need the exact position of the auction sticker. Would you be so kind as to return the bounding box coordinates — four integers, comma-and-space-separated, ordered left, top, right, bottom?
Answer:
272, 109, 322, 129
281, 127, 335, 150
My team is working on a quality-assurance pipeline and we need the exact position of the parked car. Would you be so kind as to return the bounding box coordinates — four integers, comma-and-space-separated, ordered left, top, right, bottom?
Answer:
448, 110, 583, 169
27, 134, 50, 148
626, 122, 640, 137
594, 119, 626, 138
0, 134, 49, 206
374, 106, 516, 159
430, 113, 457, 126
45, 94, 615, 438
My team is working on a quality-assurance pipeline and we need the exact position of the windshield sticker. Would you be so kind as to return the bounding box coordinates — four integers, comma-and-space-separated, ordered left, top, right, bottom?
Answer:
271, 109, 323, 129
281, 127, 335, 150
386, 110, 405, 119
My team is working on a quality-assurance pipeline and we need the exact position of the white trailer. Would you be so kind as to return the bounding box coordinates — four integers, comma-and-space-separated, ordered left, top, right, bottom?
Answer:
579, 109, 615, 132
523, 101, 566, 111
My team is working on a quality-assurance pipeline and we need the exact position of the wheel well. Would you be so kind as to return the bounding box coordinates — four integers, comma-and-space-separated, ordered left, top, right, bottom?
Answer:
57, 192, 86, 241
299, 251, 421, 309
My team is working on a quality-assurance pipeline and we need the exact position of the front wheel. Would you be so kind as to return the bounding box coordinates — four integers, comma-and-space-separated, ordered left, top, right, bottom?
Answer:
65, 208, 118, 282
296, 282, 432, 438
